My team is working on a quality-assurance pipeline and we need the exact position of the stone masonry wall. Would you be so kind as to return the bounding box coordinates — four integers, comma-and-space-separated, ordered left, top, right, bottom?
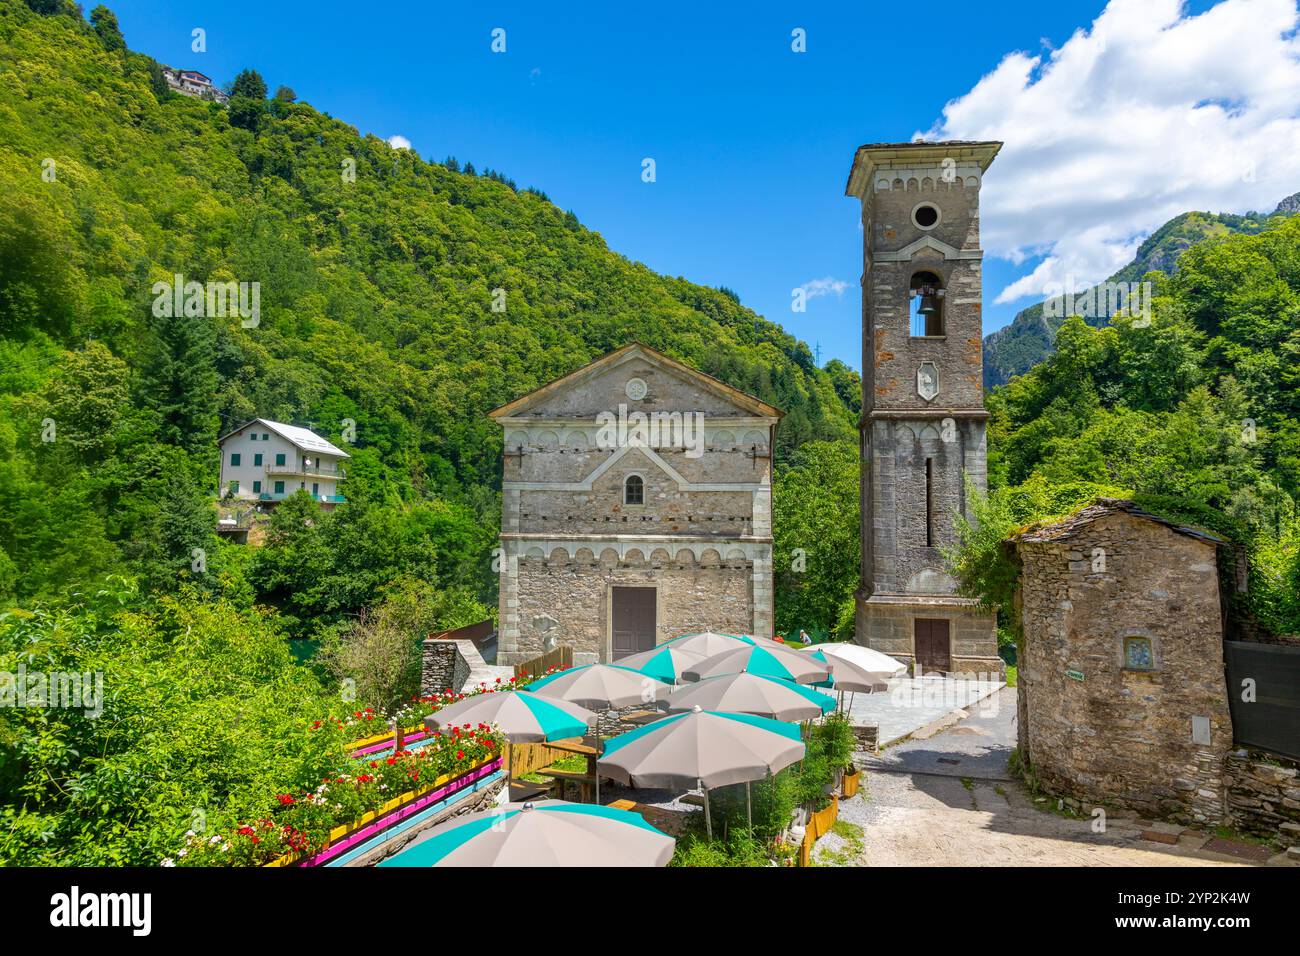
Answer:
1224, 748, 1300, 844
421, 640, 470, 696
514, 554, 753, 664
1017, 514, 1232, 825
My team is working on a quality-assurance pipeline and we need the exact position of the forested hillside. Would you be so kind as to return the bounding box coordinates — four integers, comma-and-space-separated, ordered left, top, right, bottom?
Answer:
0, 0, 854, 611
954, 216, 1300, 644
983, 201, 1299, 388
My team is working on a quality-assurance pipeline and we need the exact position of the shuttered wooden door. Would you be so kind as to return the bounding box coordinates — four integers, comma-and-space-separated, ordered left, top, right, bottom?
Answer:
612, 587, 656, 660
914, 618, 951, 673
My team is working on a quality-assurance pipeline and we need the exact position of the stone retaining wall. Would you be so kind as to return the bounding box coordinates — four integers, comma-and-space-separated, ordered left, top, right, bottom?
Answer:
1224, 748, 1300, 844
421, 640, 470, 696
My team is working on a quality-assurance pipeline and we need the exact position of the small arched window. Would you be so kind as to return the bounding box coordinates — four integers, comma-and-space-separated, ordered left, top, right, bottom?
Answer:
624, 474, 644, 505
910, 271, 945, 337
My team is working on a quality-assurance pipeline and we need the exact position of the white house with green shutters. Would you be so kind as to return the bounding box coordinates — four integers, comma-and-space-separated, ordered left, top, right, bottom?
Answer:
217, 419, 349, 507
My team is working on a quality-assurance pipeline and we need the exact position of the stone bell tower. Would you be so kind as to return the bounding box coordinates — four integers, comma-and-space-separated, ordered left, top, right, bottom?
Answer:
845, 141, 1003, 676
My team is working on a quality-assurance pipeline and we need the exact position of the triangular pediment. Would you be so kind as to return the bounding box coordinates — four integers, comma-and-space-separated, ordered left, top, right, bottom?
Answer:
875, 234, 979, 263
489, 343, 783, 421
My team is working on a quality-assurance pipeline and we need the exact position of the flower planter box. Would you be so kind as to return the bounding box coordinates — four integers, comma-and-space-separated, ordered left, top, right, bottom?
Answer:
264, 755, 502, 868
841, 768, 861, 799
346, 723, 427, 758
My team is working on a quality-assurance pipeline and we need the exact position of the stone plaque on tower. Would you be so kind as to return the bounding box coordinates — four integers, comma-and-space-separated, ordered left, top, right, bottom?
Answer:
844, 141, 1004, 678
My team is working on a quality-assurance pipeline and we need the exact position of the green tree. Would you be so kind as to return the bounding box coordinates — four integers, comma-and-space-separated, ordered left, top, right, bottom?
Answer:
89, 5, 125, 51
771, 440, 860, 637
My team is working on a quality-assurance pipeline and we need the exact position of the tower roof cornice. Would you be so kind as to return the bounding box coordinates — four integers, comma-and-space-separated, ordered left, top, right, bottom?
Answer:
845, 140, 1002, 198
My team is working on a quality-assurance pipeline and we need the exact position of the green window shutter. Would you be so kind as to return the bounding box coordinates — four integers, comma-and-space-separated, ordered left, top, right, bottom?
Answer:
274, 481, 284, 494
253, 481, 261, 493
254, 453, 263, 466
230, 453, 241, 466
275, 453, 285, 466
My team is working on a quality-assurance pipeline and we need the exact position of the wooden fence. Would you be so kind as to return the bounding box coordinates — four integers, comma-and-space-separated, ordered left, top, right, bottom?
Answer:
514, 645, 573, 681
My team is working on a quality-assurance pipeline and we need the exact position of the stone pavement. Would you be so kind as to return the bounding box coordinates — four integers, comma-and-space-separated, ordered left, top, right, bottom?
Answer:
816, 687, 1294, 867
843, 675, 1005, 747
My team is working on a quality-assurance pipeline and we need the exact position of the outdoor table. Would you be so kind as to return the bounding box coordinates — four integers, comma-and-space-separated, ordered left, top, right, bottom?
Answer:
545, 736, 599, 772
538, 765, 598, 802
619, 710, 666, 726
606, 799, 693, 837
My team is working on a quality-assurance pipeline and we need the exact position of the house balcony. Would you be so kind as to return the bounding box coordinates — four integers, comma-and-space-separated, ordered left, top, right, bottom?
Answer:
258, 492, 347, 504
263, 462, 346, 479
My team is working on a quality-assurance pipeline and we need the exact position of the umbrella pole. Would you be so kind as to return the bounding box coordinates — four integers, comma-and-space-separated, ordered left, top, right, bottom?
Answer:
746, 781, 752, 832
702, 780, 713, 841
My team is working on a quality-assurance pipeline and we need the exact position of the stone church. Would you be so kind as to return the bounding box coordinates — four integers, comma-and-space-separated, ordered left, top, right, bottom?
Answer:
489, 344, 782, 666
846, 141, 1003, 676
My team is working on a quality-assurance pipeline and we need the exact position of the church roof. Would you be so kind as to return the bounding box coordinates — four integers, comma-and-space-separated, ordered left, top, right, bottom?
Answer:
1005, 498, 1227, 549
487, 343, 785, 420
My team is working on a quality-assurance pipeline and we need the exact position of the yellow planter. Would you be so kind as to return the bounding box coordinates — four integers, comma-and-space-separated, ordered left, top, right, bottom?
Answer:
798, 795, 840, 866
841, 769, 860, 799
345, 723, 426, 752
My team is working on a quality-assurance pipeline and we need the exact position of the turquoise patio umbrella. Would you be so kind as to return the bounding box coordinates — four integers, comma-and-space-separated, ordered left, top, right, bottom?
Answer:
665, 672, 836, 722
617, 644, 707, 684
423, 690, 596, 743
379, 800, 675, 867
681, 643, 832, 685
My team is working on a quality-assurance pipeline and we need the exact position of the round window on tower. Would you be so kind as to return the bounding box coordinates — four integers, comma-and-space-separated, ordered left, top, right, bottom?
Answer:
912, 203, 941, 230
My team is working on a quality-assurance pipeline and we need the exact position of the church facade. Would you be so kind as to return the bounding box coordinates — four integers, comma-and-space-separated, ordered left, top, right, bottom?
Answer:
489, 344, 782, 666
846, 141, 1003, 676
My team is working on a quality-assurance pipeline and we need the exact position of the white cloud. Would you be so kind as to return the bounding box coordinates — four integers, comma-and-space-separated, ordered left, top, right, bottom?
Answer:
387, 135, 412, 151
797, 276, 850, 300
924, 0, 1300, 304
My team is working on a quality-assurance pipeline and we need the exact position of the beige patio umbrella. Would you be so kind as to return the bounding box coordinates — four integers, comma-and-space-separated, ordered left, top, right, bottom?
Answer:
527, 664, 669, 710
799, 644, 895, 713
527, 664, 671, 804
682, 643, 832, 685
599, 706, 806, 836
666, 631, 753, 657
811, 642, 907, 678
379, 800, 675, 867
801, 647, 892, 693
665, 672, 837, 722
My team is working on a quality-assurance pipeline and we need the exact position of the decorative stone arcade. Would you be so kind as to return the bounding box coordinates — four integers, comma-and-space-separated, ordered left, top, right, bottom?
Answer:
845, 141, 1003, 676
489, 344, 783, 666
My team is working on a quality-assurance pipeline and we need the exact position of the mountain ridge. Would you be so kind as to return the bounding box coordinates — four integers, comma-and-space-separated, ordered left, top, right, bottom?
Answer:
983, 195, 1300, 389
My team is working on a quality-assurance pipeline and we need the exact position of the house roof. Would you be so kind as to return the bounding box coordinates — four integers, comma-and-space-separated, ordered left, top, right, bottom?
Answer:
487, 342, 785, 421
217, 418, 351, 458
1005, 498, 1227, 549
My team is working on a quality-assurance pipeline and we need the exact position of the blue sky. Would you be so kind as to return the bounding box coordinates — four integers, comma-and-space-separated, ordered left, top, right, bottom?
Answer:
107, 0, 1297, 372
